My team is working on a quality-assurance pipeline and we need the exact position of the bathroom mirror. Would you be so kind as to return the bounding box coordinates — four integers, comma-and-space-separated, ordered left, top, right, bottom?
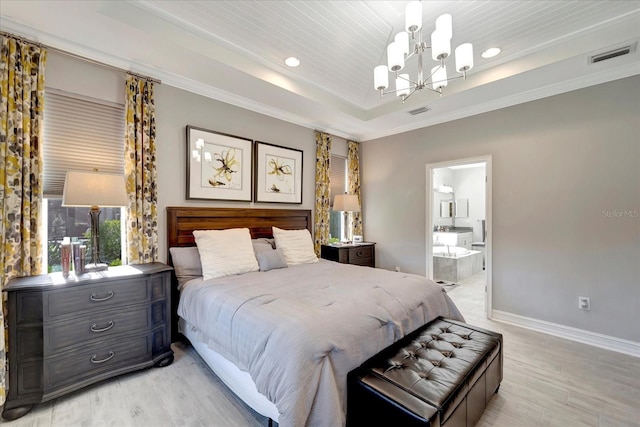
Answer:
455, 198, 469, 218
440, 201, 453, 218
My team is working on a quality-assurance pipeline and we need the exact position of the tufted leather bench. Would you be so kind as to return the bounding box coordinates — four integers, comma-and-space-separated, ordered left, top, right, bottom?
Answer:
347, 317, 502, 427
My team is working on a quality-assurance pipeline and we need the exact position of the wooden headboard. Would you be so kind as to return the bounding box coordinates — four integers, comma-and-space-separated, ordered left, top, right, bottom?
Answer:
166, 207, 312, 342
166, 206, 312, 254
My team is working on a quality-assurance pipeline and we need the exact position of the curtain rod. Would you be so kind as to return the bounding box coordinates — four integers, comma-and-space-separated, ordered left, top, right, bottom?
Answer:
1, 30, 161, 84
314, 130, 359, 143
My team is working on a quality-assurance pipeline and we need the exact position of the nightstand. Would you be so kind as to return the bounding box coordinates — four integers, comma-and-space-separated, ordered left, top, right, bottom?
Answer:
1, 263, 174, 421
321, 243, 375, 267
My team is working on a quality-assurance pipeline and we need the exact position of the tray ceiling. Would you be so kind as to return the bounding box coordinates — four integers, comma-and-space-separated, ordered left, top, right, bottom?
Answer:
1, 1, 639, 140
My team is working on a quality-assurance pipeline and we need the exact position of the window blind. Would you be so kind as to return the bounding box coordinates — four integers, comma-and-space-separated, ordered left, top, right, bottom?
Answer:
43, 89, 125, 198
330, 155, 347, 206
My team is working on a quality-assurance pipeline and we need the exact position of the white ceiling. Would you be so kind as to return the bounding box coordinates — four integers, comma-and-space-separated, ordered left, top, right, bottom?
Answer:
1, 1, 639, 141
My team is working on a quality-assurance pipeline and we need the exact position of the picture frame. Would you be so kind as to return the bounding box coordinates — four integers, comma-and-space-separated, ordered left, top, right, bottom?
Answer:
254, 141, 303, 204
186, 125, 253, 201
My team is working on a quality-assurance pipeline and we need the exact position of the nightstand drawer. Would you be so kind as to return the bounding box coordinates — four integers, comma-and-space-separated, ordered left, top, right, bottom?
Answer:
321, 243, 375, 268
46, 278, 149, 319
45, 307, 151, 354
349, 246, 373, 261
44, 334, 151, 391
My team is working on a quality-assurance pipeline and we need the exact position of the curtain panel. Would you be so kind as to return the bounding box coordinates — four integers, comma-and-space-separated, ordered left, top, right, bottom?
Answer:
124, 76, 158, 264
0, 36, 47, 406
314, 131, 332, 255
347, 140, 363, 237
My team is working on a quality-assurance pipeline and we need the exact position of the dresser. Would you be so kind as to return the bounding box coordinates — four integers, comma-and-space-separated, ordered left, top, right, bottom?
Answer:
1, 263, 174, 421
321, 243, 375, 267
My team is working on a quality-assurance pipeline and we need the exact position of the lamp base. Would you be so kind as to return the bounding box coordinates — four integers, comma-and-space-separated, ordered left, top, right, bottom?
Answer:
85, 262, 109, 272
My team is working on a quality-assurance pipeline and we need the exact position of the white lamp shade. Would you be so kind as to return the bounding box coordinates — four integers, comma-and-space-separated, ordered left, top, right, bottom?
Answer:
396, 74, 411, 97
405, 1, 422, 33
374, 65, 389, 90
431, 65, 448, 90
455, 43, 474, 72
436, 14, 453, 40
387, 41, 404, 72
395, 31, 410, 56
62, 171, 128, 208
431, 30, 451, 60
333, 194, 360, 212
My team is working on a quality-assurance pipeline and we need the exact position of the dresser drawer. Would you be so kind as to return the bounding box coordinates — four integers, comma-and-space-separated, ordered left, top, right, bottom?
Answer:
349, 246, 373, 262
46, 278, 149, 319
44, 334, 151, 391
45, 306, 151, 354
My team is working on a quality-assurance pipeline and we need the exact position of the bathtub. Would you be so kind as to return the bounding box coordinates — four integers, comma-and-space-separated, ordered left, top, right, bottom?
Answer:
433, 246, 470, 256
433, 247, 483, 282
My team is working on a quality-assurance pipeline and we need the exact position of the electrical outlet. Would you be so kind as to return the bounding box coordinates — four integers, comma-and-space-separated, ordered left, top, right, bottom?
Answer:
578, 296, 590, 311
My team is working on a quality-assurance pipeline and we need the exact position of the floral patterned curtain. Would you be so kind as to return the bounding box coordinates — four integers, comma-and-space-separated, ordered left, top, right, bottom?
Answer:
124, 76, 158, 264
314, 131, 332, 255
347, 140, 363, 237
0, 35, 46, 406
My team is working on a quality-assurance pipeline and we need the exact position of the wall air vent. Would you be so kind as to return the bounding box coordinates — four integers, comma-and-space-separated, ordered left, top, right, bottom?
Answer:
589, 43, 636, 64
408, 106, 430, 115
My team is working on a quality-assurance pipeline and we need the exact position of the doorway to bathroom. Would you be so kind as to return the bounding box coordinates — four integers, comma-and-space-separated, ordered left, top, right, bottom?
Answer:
426, 156, 492, 318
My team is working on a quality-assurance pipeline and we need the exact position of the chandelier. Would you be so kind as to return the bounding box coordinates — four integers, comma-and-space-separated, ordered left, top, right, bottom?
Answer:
373, 0, 474, 103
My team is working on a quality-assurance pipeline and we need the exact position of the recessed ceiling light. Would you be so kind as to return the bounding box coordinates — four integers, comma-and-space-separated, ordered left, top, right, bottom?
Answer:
481, 47, 501, 59
284, 57, 300, 67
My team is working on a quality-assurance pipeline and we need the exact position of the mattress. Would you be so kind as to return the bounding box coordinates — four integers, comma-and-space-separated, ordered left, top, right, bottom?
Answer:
180, 318, 279, 422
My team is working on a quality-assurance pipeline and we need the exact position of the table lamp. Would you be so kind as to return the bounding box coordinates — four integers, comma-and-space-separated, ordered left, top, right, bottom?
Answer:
62, 170, 128, 271
332, 193, 361, 243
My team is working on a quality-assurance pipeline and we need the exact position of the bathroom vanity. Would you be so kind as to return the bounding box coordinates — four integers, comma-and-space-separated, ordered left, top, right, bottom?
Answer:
433, 229, 473, 250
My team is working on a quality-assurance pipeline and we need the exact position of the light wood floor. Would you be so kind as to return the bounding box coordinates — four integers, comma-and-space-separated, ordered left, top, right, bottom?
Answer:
6, 272, 640, 427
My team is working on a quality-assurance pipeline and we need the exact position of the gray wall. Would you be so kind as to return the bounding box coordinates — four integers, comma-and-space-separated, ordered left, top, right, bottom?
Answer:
362, 76, 640, 342
155, 85, 317, 262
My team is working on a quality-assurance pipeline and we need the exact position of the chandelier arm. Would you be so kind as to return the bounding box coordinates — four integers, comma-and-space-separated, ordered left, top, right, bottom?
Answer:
397, 73, 418, 86
401, 87, 419, 103
424, 87, 443, 95
380, 87, 414, 97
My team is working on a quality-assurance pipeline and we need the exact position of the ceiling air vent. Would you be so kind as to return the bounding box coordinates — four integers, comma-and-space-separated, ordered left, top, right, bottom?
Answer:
589, 43, 636, 64
408, 106, 430, 115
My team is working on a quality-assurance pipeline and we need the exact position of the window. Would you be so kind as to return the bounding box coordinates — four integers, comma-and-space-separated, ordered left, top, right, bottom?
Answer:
329, 155, 347, 241
42, 89, 126, 272
45, 200, 123, 272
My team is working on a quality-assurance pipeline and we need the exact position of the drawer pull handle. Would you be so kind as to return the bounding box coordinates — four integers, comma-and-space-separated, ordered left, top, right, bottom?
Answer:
90, 320, 115, 333
90, 291, 114, 302
90, 351, 115, 364
356, 251, 364, 257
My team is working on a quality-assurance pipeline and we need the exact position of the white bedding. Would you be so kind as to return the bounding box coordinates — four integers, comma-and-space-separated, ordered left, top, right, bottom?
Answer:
178, 260, 463, 427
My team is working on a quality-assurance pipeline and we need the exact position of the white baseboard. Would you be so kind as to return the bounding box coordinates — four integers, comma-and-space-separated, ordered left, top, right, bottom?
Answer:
491, 310, 640, 358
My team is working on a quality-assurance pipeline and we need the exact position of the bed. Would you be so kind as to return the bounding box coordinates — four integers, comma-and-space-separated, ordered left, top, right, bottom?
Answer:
166, 207, 463, 427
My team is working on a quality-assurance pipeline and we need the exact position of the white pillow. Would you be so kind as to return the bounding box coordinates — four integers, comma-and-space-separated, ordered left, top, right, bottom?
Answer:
272, 227, 318, 265
193, 228, 259, 280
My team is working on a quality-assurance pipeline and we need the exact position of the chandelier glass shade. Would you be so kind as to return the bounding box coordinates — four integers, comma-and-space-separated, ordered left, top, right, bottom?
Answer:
373, 0, 474, 102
